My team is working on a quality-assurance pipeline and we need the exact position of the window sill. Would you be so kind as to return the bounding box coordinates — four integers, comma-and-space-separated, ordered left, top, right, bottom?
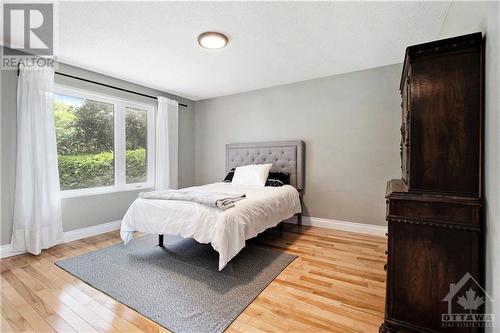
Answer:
60, 184, 153, 199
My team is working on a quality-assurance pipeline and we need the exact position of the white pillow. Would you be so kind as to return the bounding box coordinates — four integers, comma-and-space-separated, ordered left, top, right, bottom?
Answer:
232, 164, 273, 187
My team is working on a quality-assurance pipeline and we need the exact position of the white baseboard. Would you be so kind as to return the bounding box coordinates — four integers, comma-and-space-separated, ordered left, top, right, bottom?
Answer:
285, 216, 388, 237
0, 245, 24, 259
63, 220, 122, 243
1, 216, 387, 259
0, 220, 122, 259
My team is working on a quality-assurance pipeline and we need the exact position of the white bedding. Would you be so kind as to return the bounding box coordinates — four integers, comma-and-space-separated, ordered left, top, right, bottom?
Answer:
120, 182, 301, 270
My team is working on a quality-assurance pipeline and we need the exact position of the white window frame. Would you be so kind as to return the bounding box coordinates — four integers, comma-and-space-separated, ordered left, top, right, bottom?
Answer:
54, 85, 155, 198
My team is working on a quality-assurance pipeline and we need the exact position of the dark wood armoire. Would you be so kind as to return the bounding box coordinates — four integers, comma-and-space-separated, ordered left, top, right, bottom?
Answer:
380, 33, 484, 333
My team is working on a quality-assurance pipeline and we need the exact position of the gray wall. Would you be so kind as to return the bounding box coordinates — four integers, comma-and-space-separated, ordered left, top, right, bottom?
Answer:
1, 59, 195, 245
440, 1, 500, 328
194, 64, 402, 226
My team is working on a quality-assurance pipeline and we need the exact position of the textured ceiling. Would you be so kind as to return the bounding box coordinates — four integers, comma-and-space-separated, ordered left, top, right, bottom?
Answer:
54, 2, 449, 100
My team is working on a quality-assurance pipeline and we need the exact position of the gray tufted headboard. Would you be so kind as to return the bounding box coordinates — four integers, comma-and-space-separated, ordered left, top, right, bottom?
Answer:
225, 140, 305, 190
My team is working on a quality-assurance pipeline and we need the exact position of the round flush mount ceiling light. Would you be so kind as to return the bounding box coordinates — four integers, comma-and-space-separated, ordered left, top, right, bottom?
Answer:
197, 32, 229, 49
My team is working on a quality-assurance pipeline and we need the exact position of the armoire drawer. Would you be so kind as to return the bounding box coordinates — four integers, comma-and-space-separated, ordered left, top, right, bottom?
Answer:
386, 197, 481, 229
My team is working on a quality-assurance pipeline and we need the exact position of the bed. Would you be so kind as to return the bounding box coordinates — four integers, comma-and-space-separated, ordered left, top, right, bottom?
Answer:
120, 140, 304, 270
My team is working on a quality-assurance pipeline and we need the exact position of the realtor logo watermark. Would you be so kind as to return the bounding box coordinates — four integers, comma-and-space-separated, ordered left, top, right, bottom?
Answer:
2, 2, 55, 69
442, 272, 494, 328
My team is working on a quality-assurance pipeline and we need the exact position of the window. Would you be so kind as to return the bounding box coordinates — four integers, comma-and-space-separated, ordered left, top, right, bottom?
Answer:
125, 107, 148, 183
54, 86, 155, 197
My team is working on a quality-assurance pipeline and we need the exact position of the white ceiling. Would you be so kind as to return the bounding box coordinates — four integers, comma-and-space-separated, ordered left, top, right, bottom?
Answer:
54, 2, 449, 100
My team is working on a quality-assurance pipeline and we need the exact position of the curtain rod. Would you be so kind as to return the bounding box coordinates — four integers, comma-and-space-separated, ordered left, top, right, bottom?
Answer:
54, 72, 188, 108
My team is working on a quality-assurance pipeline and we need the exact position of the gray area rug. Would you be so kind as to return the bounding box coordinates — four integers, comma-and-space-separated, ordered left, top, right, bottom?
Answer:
56, 234, 296, 333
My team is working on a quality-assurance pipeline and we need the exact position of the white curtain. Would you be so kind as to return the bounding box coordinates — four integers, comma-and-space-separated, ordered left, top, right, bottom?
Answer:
155, 96, 179, 190
11, 64, 63, 254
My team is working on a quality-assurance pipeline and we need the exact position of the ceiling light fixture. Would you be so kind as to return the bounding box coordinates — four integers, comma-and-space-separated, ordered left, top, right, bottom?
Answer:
197, 32, 229, 49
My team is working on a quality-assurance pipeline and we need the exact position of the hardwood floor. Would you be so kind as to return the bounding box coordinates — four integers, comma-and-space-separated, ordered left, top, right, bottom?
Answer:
0, 225, 387, 333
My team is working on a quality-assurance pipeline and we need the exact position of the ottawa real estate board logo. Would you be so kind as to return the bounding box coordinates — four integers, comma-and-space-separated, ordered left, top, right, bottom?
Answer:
2, 3, 55, 69
442, 272, 494, 328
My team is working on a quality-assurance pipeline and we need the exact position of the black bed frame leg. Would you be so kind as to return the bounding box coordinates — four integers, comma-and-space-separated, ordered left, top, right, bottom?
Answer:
158, 234, 164, 247
297, 190, 303, 228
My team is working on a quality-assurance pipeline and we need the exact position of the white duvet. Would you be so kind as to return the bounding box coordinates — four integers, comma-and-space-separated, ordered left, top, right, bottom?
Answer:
120, 182, 301, 270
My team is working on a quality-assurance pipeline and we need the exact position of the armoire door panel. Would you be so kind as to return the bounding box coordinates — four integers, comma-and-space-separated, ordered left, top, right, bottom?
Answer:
388, 222, 480, 333
409, 50, 481, 196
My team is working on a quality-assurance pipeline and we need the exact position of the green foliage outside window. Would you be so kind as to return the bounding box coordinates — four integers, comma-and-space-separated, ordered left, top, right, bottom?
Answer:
58, 149, 146, 190
54, 99, 114, 155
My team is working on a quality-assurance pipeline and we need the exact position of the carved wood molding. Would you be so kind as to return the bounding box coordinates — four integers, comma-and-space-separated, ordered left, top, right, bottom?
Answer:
387, 217, 480, 232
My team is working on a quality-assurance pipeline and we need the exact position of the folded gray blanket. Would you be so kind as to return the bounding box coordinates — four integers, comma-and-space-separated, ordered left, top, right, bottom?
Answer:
139, 190, 246, 210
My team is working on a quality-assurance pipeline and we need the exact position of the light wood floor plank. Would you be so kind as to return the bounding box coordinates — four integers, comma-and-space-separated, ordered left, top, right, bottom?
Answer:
0, 276, 56, 333
0, 225, 386, 332
34, 290, 100, 333
1, 312, 16, 333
